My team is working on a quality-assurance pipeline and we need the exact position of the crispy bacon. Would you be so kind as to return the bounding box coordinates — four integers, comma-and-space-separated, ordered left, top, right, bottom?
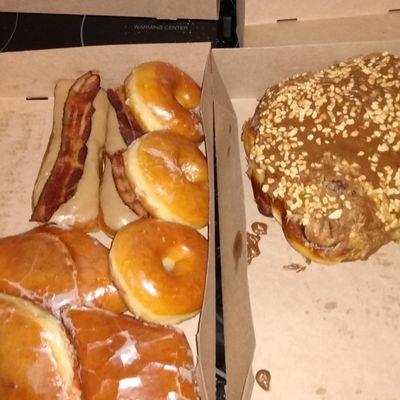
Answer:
108, 151, 148, 217
31, 71, 101, 223
107, 87, 145, 146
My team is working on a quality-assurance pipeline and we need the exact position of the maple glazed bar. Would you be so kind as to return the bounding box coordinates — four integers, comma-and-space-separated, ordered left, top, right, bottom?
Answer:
243, 52, 400, 264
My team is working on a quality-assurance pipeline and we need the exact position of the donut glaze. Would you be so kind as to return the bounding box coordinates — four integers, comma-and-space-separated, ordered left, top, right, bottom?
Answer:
0, 225, 126, 316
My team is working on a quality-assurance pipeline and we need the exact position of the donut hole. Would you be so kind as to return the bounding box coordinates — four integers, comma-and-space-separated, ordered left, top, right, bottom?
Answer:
162, 257, 175, 273
162, 244, 191, 274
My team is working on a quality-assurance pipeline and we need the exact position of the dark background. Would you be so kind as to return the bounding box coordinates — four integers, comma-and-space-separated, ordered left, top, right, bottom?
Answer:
0, 2, 237, 398
0, 0, 237, 52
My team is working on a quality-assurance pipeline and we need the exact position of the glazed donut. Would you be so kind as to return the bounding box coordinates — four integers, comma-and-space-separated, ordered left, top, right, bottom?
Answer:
110, 219, 208, 325
125, 61, 203, 143
63, 307, 199, 400
0, 293, 81, 400
123, 131, 209, 229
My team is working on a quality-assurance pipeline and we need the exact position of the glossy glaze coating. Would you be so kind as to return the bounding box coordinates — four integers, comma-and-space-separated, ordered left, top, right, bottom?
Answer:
0, 229, 79, 315
110, 219, 208, 324
0, 293, 80, 400
124, 131, 209, 229
34, 225, 126, 313
64, 307, 198, 400
125, 61, 203, 143
0, 225, 126, 315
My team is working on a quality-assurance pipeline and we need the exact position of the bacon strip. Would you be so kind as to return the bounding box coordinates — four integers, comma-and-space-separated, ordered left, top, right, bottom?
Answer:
31, 71, 101, 222
107, 87, 145, 146
108, 151, 148, 217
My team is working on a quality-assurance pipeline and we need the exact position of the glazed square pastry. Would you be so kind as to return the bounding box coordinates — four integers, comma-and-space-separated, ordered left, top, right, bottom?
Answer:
243, 52, 400, 263
63, 307, 199, 400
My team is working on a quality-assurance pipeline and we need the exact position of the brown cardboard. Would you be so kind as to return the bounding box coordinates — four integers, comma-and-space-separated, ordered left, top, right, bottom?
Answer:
237, 0, 400, 46
0, 0, 219, 20
0, 42, 214, 400
213, 40, 400, 400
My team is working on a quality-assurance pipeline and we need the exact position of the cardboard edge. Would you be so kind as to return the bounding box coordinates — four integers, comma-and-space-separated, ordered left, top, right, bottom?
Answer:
0, 0, 219, 20
197, 50, 216, 400
240, 0, 400, 26
241, 13, 400, 47
211, 51, 256, 400
236, 0, 246, 48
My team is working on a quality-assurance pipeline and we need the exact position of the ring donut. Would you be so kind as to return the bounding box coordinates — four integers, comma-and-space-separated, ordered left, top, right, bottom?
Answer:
110, 219, 208, 325
124, 61, 203, 143
123, 131, 209, 229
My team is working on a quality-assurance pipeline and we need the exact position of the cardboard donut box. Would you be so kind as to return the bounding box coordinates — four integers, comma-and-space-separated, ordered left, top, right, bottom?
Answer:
0, 42, 216, 400
215, 1, 400, 399
1, 1, 400, 399
0, 0, 219, 20
0, 2, 219, 400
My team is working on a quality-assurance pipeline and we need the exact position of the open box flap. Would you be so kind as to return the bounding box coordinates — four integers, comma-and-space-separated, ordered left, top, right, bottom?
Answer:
0, 43, 211, 97
237, 0, 400, 46
0, 42, 214, 400
0, 0, 219, 20
211, 51, 256, 400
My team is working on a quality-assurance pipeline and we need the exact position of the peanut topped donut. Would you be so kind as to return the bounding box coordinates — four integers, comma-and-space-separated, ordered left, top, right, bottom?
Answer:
243, 52, 400, 264
123, 131, 209, 229
124, 61, 203, 143
110, 219, 208, 325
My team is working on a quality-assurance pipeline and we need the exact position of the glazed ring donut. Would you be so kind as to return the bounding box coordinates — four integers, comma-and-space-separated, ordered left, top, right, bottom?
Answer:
123, 131, 209, 229
124, 61, 203, 143
109, 219, 208, 325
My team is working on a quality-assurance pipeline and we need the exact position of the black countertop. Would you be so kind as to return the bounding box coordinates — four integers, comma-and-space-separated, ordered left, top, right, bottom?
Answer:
0, 1, 237, 52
